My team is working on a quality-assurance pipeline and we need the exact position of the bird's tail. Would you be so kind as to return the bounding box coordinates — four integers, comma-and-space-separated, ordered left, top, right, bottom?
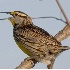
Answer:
58, 46, 70, 51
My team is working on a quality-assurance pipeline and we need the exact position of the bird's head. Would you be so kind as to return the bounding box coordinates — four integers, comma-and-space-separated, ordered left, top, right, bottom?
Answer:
0, 11, 32, 26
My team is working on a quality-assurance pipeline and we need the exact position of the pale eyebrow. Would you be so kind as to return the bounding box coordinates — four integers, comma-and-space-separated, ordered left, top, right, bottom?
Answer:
16, 12, 27, 17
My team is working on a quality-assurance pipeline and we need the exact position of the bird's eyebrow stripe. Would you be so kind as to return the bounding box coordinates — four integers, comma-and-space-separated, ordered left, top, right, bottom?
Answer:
15, 12, 27, 18
18, 15, 27, 18
16, 12, 27, 17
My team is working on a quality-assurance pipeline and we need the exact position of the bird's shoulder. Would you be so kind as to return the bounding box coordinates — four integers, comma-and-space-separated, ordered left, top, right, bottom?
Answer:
21, 23, 51, 37
14, 23, 61, 45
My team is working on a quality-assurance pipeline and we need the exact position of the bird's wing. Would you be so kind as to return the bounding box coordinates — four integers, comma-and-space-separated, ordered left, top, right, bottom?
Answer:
14, 24, 61, 54
18, 24, 61, 45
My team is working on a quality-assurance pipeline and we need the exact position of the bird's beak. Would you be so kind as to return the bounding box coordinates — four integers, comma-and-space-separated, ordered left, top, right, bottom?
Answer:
0, 12, 11, 14
0, 12, 14, 20
0, 12, 15, 16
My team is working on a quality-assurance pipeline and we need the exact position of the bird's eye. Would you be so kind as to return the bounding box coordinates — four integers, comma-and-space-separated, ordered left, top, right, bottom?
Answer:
15, 13, 18, 16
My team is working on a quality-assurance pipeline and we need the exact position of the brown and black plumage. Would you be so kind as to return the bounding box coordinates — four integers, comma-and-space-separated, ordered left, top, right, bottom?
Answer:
0, 11, 70, 69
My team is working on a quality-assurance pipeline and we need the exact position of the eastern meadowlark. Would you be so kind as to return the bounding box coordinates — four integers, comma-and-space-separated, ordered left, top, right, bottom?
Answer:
0, 11, 70, 68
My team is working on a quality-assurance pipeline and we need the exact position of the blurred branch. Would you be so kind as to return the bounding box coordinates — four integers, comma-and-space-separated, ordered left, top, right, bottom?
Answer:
56, 0, 69, 25
16, 57, 37, 69
32, 16, 66, 23
55, 0, 70, 41
54, 25, 70, 42
16, 0, 70, 69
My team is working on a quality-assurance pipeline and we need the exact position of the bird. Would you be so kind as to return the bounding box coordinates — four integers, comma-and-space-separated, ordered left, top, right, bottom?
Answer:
0, 11, 70, 69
